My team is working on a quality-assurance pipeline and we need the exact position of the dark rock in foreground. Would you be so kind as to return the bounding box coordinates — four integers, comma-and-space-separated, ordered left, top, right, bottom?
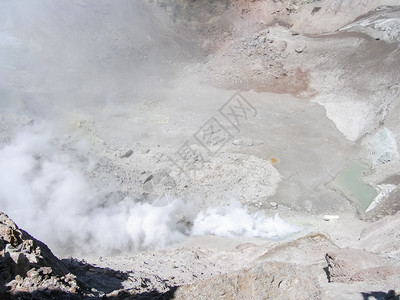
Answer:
0, 212, 80, 298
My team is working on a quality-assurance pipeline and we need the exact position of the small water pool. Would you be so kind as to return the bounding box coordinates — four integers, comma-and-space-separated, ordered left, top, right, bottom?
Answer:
329, 160, 377, 211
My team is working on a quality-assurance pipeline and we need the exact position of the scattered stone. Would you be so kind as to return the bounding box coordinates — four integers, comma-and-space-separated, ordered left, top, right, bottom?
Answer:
311, 7, 321, 15
120, 149, 133, 158
295, 46, 305, 53
270, 202, 278, 209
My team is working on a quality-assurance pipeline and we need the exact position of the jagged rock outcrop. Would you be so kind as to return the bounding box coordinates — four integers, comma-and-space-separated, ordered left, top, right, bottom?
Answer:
0, 212, 80, 298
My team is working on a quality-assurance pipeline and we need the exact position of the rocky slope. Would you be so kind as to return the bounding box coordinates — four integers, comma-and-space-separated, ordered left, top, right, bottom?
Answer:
1, 211, 400, 299
0, 212, 80, 298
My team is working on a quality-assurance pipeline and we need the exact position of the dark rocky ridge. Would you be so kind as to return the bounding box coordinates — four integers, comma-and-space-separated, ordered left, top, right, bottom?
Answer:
0, 212, 80, 298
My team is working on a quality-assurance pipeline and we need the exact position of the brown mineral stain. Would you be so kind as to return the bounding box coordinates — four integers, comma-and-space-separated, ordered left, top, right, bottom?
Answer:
254, 68, 317, 99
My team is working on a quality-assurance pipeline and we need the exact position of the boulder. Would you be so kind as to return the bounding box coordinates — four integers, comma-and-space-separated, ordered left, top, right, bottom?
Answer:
325, 248, 398, 283
172, 262, 321, 300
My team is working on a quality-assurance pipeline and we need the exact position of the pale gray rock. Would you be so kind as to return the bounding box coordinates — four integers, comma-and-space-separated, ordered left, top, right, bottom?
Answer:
325, 249, 397, 283
172, 262, 322, 300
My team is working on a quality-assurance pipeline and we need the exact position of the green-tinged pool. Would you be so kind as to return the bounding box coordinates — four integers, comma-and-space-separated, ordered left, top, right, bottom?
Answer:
329, 160, 377, 211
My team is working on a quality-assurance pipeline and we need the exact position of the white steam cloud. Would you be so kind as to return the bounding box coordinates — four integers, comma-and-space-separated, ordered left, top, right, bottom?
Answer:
0, 125, 187, 255
0, 126, 300, 255
192, 200, 301, 238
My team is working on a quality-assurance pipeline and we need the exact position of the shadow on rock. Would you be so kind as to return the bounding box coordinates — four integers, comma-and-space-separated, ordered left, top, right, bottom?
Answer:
1, 288, 177, 300
361, 290, 399, 300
